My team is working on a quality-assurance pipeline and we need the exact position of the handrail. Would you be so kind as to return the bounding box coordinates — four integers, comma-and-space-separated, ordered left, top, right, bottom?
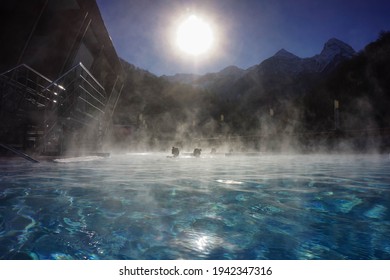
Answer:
78, 62, 105, 91
78, 85, 106, 107
0, 143, 39, 163
39, 63, 81, 93
79, 75, 106, 99
78, 94, 105, 113
1, 62, 110, 156
41, 62, 105, 94
0, 64, 53, 84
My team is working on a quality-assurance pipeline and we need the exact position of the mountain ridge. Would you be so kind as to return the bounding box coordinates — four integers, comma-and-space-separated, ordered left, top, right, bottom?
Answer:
161, 38, 356, 90
111, 32, 390, 152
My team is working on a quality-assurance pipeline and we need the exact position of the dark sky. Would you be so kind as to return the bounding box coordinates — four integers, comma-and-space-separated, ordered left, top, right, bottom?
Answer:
96, 0, 390, 76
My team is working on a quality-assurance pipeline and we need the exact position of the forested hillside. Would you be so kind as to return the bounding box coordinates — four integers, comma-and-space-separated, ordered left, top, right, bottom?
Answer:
111, 32, 390, 152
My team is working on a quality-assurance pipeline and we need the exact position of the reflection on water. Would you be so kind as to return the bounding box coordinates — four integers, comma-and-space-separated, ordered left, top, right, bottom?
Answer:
0, 154, 389, 259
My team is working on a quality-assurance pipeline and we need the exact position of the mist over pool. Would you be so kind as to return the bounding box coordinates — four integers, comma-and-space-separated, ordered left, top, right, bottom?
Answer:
1, 153, 389, 260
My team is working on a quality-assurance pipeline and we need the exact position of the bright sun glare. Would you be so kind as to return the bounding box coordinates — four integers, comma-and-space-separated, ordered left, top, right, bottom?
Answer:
176, 15, 214, 56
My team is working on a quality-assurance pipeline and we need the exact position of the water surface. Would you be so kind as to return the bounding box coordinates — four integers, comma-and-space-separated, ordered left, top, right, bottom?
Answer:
0, 153, 389, 259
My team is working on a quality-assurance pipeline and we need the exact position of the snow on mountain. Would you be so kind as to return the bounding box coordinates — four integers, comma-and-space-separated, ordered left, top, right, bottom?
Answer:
318, 38, 355, 61
312, 38, 356, 72
255, 38, 355, 76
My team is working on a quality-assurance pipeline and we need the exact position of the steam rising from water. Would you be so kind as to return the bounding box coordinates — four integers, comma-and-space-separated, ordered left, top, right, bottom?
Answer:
102, 64, 388, 155
1, 154, 389, 259
102, 32, 390, 156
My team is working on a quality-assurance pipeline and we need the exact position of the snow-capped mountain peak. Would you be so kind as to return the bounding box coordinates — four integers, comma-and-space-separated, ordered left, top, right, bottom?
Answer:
162, 38, 355, 85
319, 38, 355, 61
309, 38, 356, 72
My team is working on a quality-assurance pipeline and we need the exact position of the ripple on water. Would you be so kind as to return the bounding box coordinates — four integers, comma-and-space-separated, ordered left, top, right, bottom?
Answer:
191, 217, 227, 234
141, 245, 186, 260
364, 205, 387, 219
332, 196, 362, 213
0, 214, 5, 235
172, 229, 225, 259
1, 154, 389, 260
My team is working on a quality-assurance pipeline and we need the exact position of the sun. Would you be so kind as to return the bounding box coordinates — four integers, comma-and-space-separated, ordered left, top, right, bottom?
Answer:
176, 15, 214, 56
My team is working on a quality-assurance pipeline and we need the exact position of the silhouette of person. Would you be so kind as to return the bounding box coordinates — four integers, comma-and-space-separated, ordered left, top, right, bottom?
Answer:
172, 147, 180, 157
193, 148, 202, 157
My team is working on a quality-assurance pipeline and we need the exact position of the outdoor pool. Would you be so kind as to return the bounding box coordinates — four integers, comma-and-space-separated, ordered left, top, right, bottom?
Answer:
0, 153, 389, 259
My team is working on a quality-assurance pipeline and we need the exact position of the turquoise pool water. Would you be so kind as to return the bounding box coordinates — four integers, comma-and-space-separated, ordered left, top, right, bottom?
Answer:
0, 153, 389, 259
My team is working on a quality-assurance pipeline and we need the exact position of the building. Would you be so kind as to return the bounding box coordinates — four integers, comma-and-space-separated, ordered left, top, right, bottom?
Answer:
0, 0, 124, 155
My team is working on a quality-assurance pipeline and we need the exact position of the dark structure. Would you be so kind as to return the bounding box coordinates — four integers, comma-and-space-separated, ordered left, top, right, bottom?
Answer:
171, 146, 179, 157
0, 0, 124, 155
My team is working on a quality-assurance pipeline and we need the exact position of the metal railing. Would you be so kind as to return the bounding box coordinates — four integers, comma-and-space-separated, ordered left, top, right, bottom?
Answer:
40, 63, 108, 154
0, 63, 110, 155
0, 64, 55, 112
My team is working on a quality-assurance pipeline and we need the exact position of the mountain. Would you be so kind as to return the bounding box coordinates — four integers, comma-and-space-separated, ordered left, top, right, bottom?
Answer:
313, 38, 356, 72
162, 38, 356, 97
274, 48, 299, 59
162, 65, 246, 89
312, 32, 390, 134
161, 73, 201, 84
111, 59, 213, 148
252, 38, 355, 77
112, 33, 390, 152
193, 65, 246, 91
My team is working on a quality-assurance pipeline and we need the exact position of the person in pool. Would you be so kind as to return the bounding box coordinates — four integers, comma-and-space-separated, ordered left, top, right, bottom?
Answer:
193, 148, 202, 157
171, 147, 180, 157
